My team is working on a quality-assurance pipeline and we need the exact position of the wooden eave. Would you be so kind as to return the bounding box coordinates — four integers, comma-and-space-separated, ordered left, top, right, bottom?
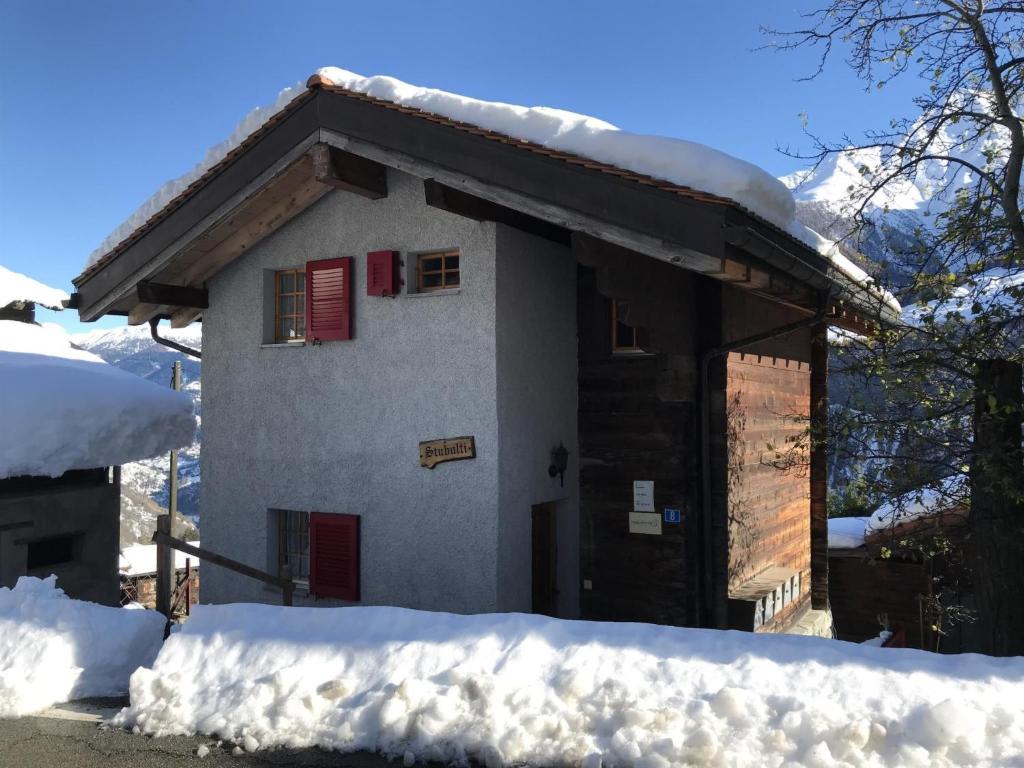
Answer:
74, 81, 895, 333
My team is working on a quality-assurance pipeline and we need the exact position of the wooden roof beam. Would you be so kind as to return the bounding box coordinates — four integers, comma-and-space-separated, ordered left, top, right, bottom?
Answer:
170, 307, 203, 329
311, 143, 387, 200
423, 179, 571, 245
137, 281, 208, 309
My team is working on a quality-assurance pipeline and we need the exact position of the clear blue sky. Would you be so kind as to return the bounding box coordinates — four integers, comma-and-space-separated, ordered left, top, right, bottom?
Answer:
0, 1, 919, 333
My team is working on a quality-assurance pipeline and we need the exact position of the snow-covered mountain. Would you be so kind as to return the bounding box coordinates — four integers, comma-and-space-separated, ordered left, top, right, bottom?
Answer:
71, 325, 202, 544
782, 150, 937, 289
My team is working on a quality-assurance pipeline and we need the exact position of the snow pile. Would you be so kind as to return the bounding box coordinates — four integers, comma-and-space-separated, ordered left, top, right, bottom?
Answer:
118, 604, 1024, 767
0, 265, 69, 310
121, 541, 200, 577
0, 575, 164, 718
828, 516, 871, 549
0, 320, 196, 478
85, 68, 897, 314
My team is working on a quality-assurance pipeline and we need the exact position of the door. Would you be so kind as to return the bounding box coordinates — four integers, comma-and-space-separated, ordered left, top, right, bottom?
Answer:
531, 502, 558, 616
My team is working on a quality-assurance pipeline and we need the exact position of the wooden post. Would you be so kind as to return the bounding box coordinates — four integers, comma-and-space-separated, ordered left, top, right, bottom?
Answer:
970, 359, 1024, 656
155, 513, 173, 621
280, 564, 294, 607
184, 557, 192, 616
168, 361, 181, 537
809, 323, 829, 610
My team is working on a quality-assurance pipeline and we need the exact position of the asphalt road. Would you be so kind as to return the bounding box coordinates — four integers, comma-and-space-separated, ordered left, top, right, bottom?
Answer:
0, 699, 394, 768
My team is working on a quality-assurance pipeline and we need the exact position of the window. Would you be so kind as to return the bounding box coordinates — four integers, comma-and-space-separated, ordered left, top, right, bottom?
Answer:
274, 269, 305, 342
27, 535, 78, 570
276, 509, 310, 583
417, 250, 460, 292
611, 300, 643, 353
273, 509, 360, 600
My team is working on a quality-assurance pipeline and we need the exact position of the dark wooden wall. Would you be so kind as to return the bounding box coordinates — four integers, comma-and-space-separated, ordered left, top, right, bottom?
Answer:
829, 551, 932, 648
575, 250, 818, 631
577, 262, 700, 627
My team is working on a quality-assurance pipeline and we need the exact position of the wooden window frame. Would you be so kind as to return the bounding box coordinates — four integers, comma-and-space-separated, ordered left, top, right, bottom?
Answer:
611, 299, 644, 354
416, 250, 460, 292
276, 509, 310, 585
274, 268, 306, 343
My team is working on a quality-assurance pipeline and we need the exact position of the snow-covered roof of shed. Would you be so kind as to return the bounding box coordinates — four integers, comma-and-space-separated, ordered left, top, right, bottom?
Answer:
0, 321, 196, 480
1, 266, 70, 311
120, 541, 200, 577
81, 68, 899, 314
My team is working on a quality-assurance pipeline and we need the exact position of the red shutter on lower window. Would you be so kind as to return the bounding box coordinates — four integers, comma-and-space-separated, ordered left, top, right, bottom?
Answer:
309, 512, 360, 600
305, 257, 352, 342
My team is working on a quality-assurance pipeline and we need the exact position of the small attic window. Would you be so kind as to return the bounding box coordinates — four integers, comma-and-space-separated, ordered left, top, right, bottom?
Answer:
275, 269, 306, 342
416, 250, 460, 292
612, 300, 644, 354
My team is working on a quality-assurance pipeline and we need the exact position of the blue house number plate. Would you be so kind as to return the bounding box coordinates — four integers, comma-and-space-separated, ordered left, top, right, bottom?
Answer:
663, 508, 681, 524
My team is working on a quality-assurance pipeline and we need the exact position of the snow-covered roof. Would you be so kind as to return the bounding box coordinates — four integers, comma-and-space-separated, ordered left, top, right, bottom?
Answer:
0, 265, 70, 310
81, 68, 899, 316
0, 321, 196, 479
120, 541, 200, 576
828, 476, 968, 550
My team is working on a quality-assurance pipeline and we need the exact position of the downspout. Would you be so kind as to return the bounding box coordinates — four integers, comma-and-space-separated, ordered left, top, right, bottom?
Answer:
699, 302, 828, 629
149, 318, 202, 359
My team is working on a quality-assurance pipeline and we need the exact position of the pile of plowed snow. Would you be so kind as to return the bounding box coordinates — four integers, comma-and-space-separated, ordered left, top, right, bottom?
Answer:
0, 576, 164, 717
117, 603, 1024, 767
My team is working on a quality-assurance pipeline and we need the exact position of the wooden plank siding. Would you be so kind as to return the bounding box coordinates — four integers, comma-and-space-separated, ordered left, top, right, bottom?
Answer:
724, 349, 812, 623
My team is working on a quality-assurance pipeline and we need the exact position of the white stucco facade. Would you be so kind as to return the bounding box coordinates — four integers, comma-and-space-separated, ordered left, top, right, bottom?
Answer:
200, 168, 578, 615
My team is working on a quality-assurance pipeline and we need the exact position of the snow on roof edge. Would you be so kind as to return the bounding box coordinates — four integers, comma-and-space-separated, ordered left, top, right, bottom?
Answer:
1, 265, 70, 310
82, 67, 899, 319
0, 321, 197, 479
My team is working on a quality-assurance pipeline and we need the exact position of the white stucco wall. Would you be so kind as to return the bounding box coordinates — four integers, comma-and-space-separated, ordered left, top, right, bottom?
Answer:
494, 225, 579, 616
201, 169, 502, 611
200, 168, 580, 615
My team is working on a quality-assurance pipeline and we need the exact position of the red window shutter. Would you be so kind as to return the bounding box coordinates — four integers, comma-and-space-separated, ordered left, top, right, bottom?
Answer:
366, 250, 400, 297
309, 512, 360, 600
305, 257, 352, 342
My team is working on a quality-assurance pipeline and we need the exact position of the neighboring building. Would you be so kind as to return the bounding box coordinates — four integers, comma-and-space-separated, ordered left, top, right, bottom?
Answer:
828, 486, 972, 651
120, 541, 200, 610
0, 269, 195, 605
71, 70, 897, 630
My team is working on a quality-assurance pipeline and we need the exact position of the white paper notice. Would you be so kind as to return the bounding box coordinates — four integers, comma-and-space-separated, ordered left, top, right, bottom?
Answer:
633, 480, 654, 512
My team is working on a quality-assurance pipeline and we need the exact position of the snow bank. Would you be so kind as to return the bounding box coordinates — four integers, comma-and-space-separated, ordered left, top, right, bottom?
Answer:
0, 265, 69, 310
0, 320, 196, 478
117, 604, 1024, 767
0, 576, 164, 718
120, 541, 200, 577
85, 68, 897, 314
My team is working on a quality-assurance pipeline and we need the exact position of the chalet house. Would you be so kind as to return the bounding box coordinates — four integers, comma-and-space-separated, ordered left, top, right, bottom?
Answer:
72, 70, 897, 631
0, 268, 195, 605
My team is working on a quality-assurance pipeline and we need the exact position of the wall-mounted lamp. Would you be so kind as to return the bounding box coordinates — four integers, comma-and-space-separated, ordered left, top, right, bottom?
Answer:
548, 443, 569, 487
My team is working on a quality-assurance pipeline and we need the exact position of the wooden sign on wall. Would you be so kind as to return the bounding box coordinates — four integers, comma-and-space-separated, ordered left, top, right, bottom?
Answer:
419, 436, 476, 469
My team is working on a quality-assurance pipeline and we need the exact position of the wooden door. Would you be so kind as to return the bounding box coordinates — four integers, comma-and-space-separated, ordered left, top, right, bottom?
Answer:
531, 502, 558, 616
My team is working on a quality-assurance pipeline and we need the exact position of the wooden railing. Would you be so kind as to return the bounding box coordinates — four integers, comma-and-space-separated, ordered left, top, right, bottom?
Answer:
152, 514, 294, 620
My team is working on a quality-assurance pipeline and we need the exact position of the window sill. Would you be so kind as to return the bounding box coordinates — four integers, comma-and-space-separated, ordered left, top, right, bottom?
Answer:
260, 341, 306, 349
264, 580, 310, 598
407, 288, 461, 298
612, 349, 654, 357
